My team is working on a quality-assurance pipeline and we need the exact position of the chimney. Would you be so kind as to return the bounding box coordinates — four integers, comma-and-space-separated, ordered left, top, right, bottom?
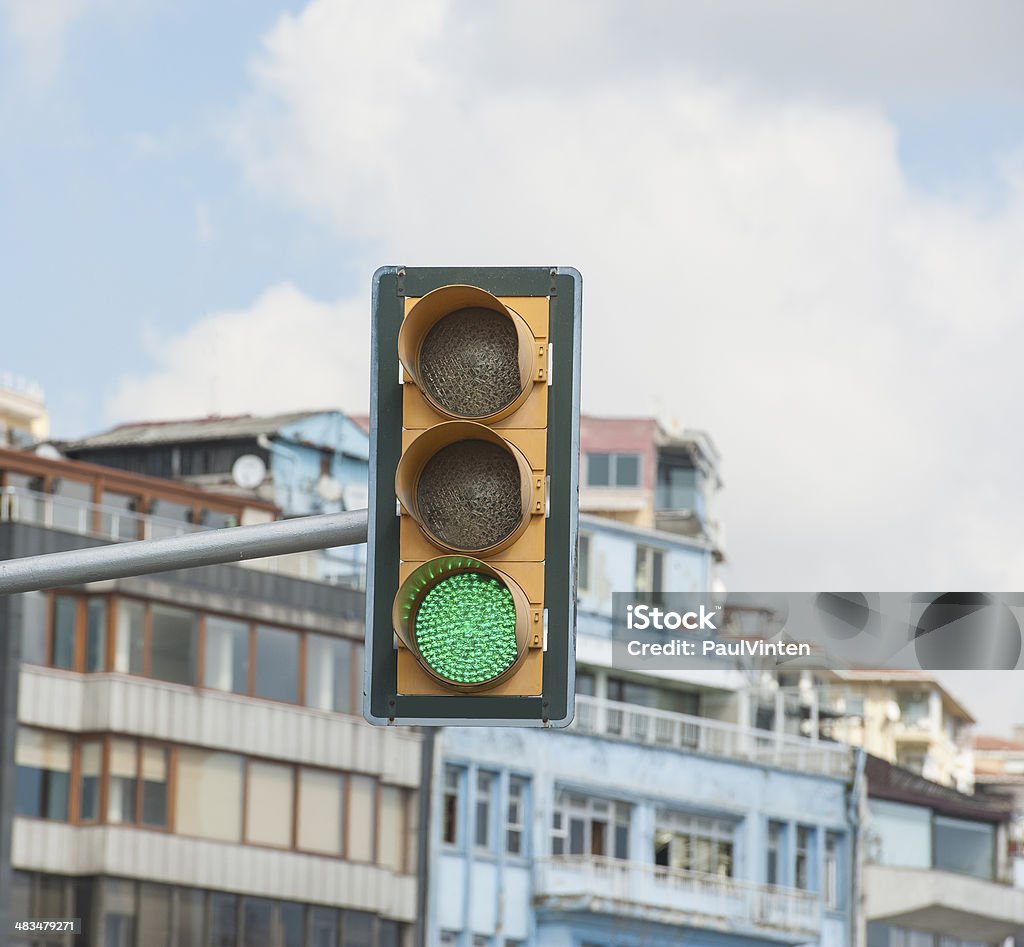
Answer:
1013, 725, 1024, 746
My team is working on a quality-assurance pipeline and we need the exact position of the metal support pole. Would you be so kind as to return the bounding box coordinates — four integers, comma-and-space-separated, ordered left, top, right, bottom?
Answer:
0, 509, 369, 595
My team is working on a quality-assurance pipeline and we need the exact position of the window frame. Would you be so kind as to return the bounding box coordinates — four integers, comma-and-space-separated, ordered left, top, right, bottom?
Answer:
586, 452, 643, 488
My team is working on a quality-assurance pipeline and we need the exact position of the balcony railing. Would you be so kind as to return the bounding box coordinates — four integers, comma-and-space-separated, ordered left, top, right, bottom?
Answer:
0, 486, 203, 542
534, 855, 821, 940
572, 695, 852, 778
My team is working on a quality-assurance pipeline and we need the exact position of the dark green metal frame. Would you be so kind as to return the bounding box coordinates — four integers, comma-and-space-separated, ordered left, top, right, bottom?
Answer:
363, 266, 581, 726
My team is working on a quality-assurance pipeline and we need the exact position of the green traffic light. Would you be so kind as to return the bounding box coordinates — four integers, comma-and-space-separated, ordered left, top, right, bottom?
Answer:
414, 571, 518, 684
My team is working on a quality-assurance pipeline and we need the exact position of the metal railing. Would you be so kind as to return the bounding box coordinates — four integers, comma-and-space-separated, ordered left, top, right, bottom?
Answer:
573, 695, 852, 778
0, 486, 203, 542
534, 855, 821, 936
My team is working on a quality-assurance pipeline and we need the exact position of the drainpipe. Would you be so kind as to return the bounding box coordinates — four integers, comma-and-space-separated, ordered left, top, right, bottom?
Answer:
848, 748, 868, 947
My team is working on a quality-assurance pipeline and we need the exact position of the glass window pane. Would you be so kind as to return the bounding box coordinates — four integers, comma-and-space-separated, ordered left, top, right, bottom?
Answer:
15, 728, 70, 820
115, 600, 145, 674
616, 453, 640, 486
52, 596, 77, 669
175, 889, 206, 947
255, 625, 298, 703
587, 453, 610, 486
379, 921, 401, 947
208, 893, 237, 947
141, 745, 169, 827
298, 769, 343, 855
342, 912, 373, 947
378, 786, 405, 872
100, 491, 140, 541
51, 478, 92, 532
108, 738, 138, 824
138, 883, 172, 947
80, 740, 102, 821
204, 617, 250, 694
310, 908, 339, 947
306, 634, 353, 713
280, 903, 304, 947
347, 775, 375, 861
175, 750, 243, 841
241, 898, 273, 947
246, 761, 294, 847
86, 599, 107, 672
150, 606, 197, 685
102, 878, 136, 947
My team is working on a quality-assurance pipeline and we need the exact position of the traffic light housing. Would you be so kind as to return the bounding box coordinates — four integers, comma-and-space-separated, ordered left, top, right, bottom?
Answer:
364, 267, 581, 726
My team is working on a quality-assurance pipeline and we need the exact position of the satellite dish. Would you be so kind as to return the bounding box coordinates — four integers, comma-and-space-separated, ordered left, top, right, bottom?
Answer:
232, 454, 267, 489
34, 443, 63, 460
886, 700, 901, 723
316, 474, 344, 503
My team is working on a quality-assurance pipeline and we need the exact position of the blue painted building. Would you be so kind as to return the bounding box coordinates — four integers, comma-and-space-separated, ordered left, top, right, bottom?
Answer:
427, 515, 858, 947
62, 409, 371, 585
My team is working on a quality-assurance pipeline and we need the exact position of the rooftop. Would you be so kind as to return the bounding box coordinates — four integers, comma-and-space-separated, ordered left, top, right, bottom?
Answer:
59, 411, 341, 450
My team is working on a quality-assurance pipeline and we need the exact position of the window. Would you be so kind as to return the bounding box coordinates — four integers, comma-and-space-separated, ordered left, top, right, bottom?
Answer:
51, 477, 92, 532
100, 491, 140, 540
506, 776, 527, 856
306, 634, 355, 713
654, 811, 735, 877
52, 595, 77, 669
176, 750, 244, 842
150, 605, 197, 685
552, 793, 630, 859
635, 545, 664, 602
577, 532, 591, 592
298, 769, 344, 855
242, 897, 273, 947
378, 920, 402, 947
310, 908, 339, 947
899, 693, 929, 727
14, 728, 70, 820
378, 786, 407, 872
934, 816, 994, 879
246, 761, 294, 848
795, 825, 815, 890
109, 740, 169, 827
208, 893, 238, 947
204, 616, 249, 694
86, 598, 107, 671
767, 820, 785, 885
825, 832, 842, 909
108, 739, 138, 824
115, 600, 145, 674
342, 911, 374, 947
347, 775, 376, 861
586, 452, 641, 487
103, 878, 137, 947
444, 765, 464, 846
255, 625, 298, 702
475, 771, 496, 850
177, 888, 206, 947
79, 740, 102, 822
138, 883, 172, 945
280, 902, 305, 947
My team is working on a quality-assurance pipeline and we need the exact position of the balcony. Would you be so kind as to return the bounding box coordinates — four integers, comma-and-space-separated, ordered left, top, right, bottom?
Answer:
572, 696, 852, 779
865, 864, 1024, 942
1, 485, 203, 541
534, 855, 821, 943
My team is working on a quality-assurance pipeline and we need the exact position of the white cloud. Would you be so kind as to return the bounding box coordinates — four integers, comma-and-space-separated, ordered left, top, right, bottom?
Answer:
105, 283, 370, 423
1, 0, 101, 85
121, 0, 1024, 593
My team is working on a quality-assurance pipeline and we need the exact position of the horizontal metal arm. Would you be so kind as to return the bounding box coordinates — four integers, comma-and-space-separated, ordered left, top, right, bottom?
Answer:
0, 509, 369, 595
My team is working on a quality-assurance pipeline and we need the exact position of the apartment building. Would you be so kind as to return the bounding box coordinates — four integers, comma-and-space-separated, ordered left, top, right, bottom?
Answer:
0, 374, 49, 449
0, 449, 420, 947
864, 754, 1024, 947
425, 514, 857, 947
817, 671, 975, 792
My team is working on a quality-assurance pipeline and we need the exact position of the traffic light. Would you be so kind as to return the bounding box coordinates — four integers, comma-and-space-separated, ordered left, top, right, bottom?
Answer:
364, 267, 582, 726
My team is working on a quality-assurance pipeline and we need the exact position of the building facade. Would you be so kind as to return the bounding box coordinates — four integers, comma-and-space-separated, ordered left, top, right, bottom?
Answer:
0, 451, 420, 947
425, 514, 858, 947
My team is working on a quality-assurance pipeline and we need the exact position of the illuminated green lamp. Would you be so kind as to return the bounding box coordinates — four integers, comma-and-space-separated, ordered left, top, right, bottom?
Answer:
392, 556, 531, 691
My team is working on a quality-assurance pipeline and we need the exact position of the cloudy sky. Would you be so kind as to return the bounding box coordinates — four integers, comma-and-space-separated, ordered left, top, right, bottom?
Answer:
3, 1, 1024, 729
